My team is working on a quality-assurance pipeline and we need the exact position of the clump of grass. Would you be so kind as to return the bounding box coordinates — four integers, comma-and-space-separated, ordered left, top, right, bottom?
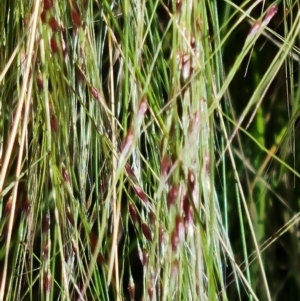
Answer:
1, 0, 300, 301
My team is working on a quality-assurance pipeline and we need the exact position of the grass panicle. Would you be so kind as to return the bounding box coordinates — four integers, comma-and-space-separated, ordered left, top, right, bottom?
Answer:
1, 0, 300, 301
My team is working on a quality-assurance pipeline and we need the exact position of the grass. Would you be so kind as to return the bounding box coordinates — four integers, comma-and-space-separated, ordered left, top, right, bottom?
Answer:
1, 0, 300, 300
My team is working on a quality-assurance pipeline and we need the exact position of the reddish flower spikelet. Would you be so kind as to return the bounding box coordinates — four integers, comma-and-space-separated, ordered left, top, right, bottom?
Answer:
167, 184, 179, 208
66, 205, 74, 225
43, 0, 54, 10
263, 5, 278, 26
159, 227, 166, 245
176, 216, 185, 241
121, 129, 134, 156
129, 203, 138, 224
125, 163, 136, 178
141, 223, 152, 242
71, 9, 82, 28
90, 86, 103, 104
133, 184, 148, 203
50, 37, 59, 53
180, 53, 193, 81
44, 271, 51, 293
138, 98, 148, 116
62, 167, 69, 182
171, 216, 185, 251
49, 16, 59, 32
171, 230, 179, 252
42, 212, 51, 233
205, 153, 210, 174
148, 284, 154, 300
142, 251, 149, 266
128, 278, 135, 301
75, 64, 86, 82
4, 197, 12, 217
36, 74, 44, 90
176, 0, 182, 12
159, 227, 167, 256
183, 196, 193, 230
41, 10, 47, 23
247, 20, 261, 40
193, 110, 200, 126
50, 115, 58, 132
43, 241, 51, 259
179, 185, 187, 210
161, 155, 171, 178
89, 232, 106, 264
148, 210, 155, 226
190, 36, 196, 49
187, 169, 195, 192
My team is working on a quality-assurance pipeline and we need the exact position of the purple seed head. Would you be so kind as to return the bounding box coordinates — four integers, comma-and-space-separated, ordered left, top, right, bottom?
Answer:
128, 278, 135, 300
62, 167, 69, 182
183, 197, 194, 231
141, 223, 153, 242
49, 16, 60, 32
138, 98, 148, 116
148, 284, 154, 300
161, 155, 171, 179
205, 153, 210, 174
36, 74, 44, 90
4, 197, 12, 217
187, 169, 195, 192
90, 86, 103, 104
125, 163, 136, 178
148, 210, 155, 226
167, 184, 179, 208
176, 216, 185, 242
71, 9, 82, 28
66, 206, 74, 225
129, 203, 138, 224
43, 241, 51, 259
171, 215, 185, 251
50, 115, 58, 132
133, 184, 148, 203
50, 37, 60, 53
120, 129, 134, 155
263, 5, 278, 26
43, 0, 54, 11
142, 251, 149, 267
44, 271, 51, 293
176, 0, 182, 12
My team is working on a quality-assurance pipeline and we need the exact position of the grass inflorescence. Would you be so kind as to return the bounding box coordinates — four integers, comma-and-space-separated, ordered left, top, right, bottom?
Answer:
1, 0, 300, 301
